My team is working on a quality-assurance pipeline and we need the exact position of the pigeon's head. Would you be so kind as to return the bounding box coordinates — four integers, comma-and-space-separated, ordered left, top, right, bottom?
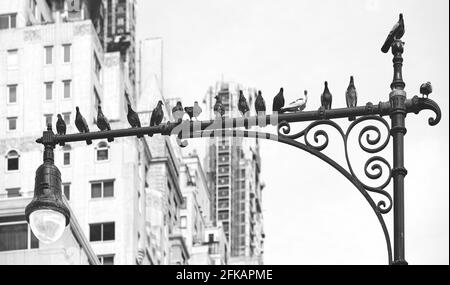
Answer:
280, 88, 284, 93
76, 106, 80, 113
399, 13, 403, 20
176, 101, 182, 107
57, 114, 63, 119
127, 104, 132, 111
304, 90, 308, 96
258, 90, 262, 96
350, 76, 355, 85
158, 100, 164, 106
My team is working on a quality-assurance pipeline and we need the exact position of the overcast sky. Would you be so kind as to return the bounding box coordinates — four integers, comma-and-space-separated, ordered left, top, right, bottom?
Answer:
137, 0, 449, 265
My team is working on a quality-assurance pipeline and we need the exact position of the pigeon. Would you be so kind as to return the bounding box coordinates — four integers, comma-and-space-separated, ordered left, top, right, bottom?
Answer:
281, 90, 308, 113
56, 114, 66, 135
97, 106, 111, 131
321, 82, 333, 110
127, 104, 143, 138
193, 101, 202, 120
346, 76, 358, 121
184, 106, 194, 121
272, 88, 285, 113
238, 90, 250, 116
172, 101, 184, 123
75, 107, 92, 145
381, 14, 405, 53
213, 96, 226, 118
420, 82, 432, 98
255, 90, 266, 116
150, 100, 164, 127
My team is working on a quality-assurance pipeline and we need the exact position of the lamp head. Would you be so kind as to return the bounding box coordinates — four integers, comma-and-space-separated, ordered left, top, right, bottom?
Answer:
25, 150, 70, 244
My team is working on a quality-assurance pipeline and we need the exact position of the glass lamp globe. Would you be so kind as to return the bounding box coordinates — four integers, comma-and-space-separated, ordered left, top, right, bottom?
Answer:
29, 209, 66, 244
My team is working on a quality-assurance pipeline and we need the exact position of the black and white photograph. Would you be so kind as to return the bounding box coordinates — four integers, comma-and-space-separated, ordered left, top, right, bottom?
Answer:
0, 0, 448, 272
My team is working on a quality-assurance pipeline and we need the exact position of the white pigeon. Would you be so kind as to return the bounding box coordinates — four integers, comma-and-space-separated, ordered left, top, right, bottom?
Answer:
281, 90, 308, 113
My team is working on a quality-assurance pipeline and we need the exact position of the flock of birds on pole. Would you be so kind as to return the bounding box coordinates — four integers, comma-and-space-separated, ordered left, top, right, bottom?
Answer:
54, 75, 433, 138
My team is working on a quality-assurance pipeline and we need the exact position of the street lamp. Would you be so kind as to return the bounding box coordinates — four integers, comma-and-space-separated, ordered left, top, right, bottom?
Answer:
25, 14, 441, 264
25, 125, 70, 244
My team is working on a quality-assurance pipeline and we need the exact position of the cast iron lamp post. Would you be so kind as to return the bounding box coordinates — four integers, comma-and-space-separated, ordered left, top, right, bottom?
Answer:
26, 15, 441, 264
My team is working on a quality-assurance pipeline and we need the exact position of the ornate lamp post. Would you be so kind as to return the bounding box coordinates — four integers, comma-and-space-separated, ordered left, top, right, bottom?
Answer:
27, 15, 441, 265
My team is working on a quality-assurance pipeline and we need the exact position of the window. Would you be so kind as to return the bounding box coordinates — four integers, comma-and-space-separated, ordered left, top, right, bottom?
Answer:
7, 50, 18, 69
44, 46, 53, 65
91, 180, 114, 198
6, 150, 20, 171
89, 222, 115, 242
0, 220, 39, 252
63, 112, 71, 125
96, 142, 109, 161
63, 184, 70, 200
63, 44, 71, 63
180, 197, 187, 209
7, 117, 17, 131
180, 216, 187, 229
63, 145, 71, 166
0, 14, 17, 30
63, 80, 71, 98
208, 234, 215, 243
44, 114, 53, 128
6, 188, 21, 198
7, 85, 17, 104
98, 255, 114, 265
45, 82, 53, 100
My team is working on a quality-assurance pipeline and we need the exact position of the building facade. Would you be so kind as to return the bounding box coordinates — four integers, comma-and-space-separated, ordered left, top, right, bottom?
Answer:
204, 81, 265, 264
0, 0, 149, 265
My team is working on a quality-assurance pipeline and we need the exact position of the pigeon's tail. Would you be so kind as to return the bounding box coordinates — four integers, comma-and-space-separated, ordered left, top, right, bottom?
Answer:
381, 37, 392, 53
86, 139, 93, 145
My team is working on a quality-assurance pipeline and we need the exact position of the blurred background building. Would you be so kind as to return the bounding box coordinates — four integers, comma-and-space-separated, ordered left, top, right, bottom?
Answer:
0, 0, 262, 265
204, 81, 265, 264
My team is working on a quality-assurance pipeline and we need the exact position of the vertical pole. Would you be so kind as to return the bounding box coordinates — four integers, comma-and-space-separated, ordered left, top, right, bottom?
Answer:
389, 39, 408, 265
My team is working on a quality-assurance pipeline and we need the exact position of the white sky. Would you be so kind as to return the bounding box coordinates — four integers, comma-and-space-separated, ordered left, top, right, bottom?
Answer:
137, 0, 449, 265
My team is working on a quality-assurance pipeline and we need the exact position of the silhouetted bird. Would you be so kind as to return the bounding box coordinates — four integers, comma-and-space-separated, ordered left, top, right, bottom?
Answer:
75, 107, 92, 145
420, 82, 433, 98
272, 88, 285, 113
281, 90, 308, 113
255, 90, 266, 116
321, 82, 333, 110
238, 91, 250, 116
127, 104, 143, 138
381, 14, 405, 53
97, 106, 111, 131
346, 76, 358, 121
184, 106, 194, 121
213, 96, 225, 118
150, 100, 165, 127
56, 114, 66, 135
193, 101, 202, 120
172, 101, 184, 123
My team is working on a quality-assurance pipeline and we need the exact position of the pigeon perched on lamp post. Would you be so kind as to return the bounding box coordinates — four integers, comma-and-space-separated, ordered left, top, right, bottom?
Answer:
272, 88, 285, 113
193, 101, 202, 120
172, 101, 184, 123
238, 90, 250, 116
321, 82, 333, 110
214, 96, 225, 119
184, 106, 194, 121
420, 82, 433, 98
75, 107, 92, 145
97, 106, 111, 131
381, 13, 405, 53
127, 104, 143, 138
56, 114, 66, 135
346, 76, 358, 121
255, 90, 266, 116
150, 100, 165, 129
281, 90, 308, 113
